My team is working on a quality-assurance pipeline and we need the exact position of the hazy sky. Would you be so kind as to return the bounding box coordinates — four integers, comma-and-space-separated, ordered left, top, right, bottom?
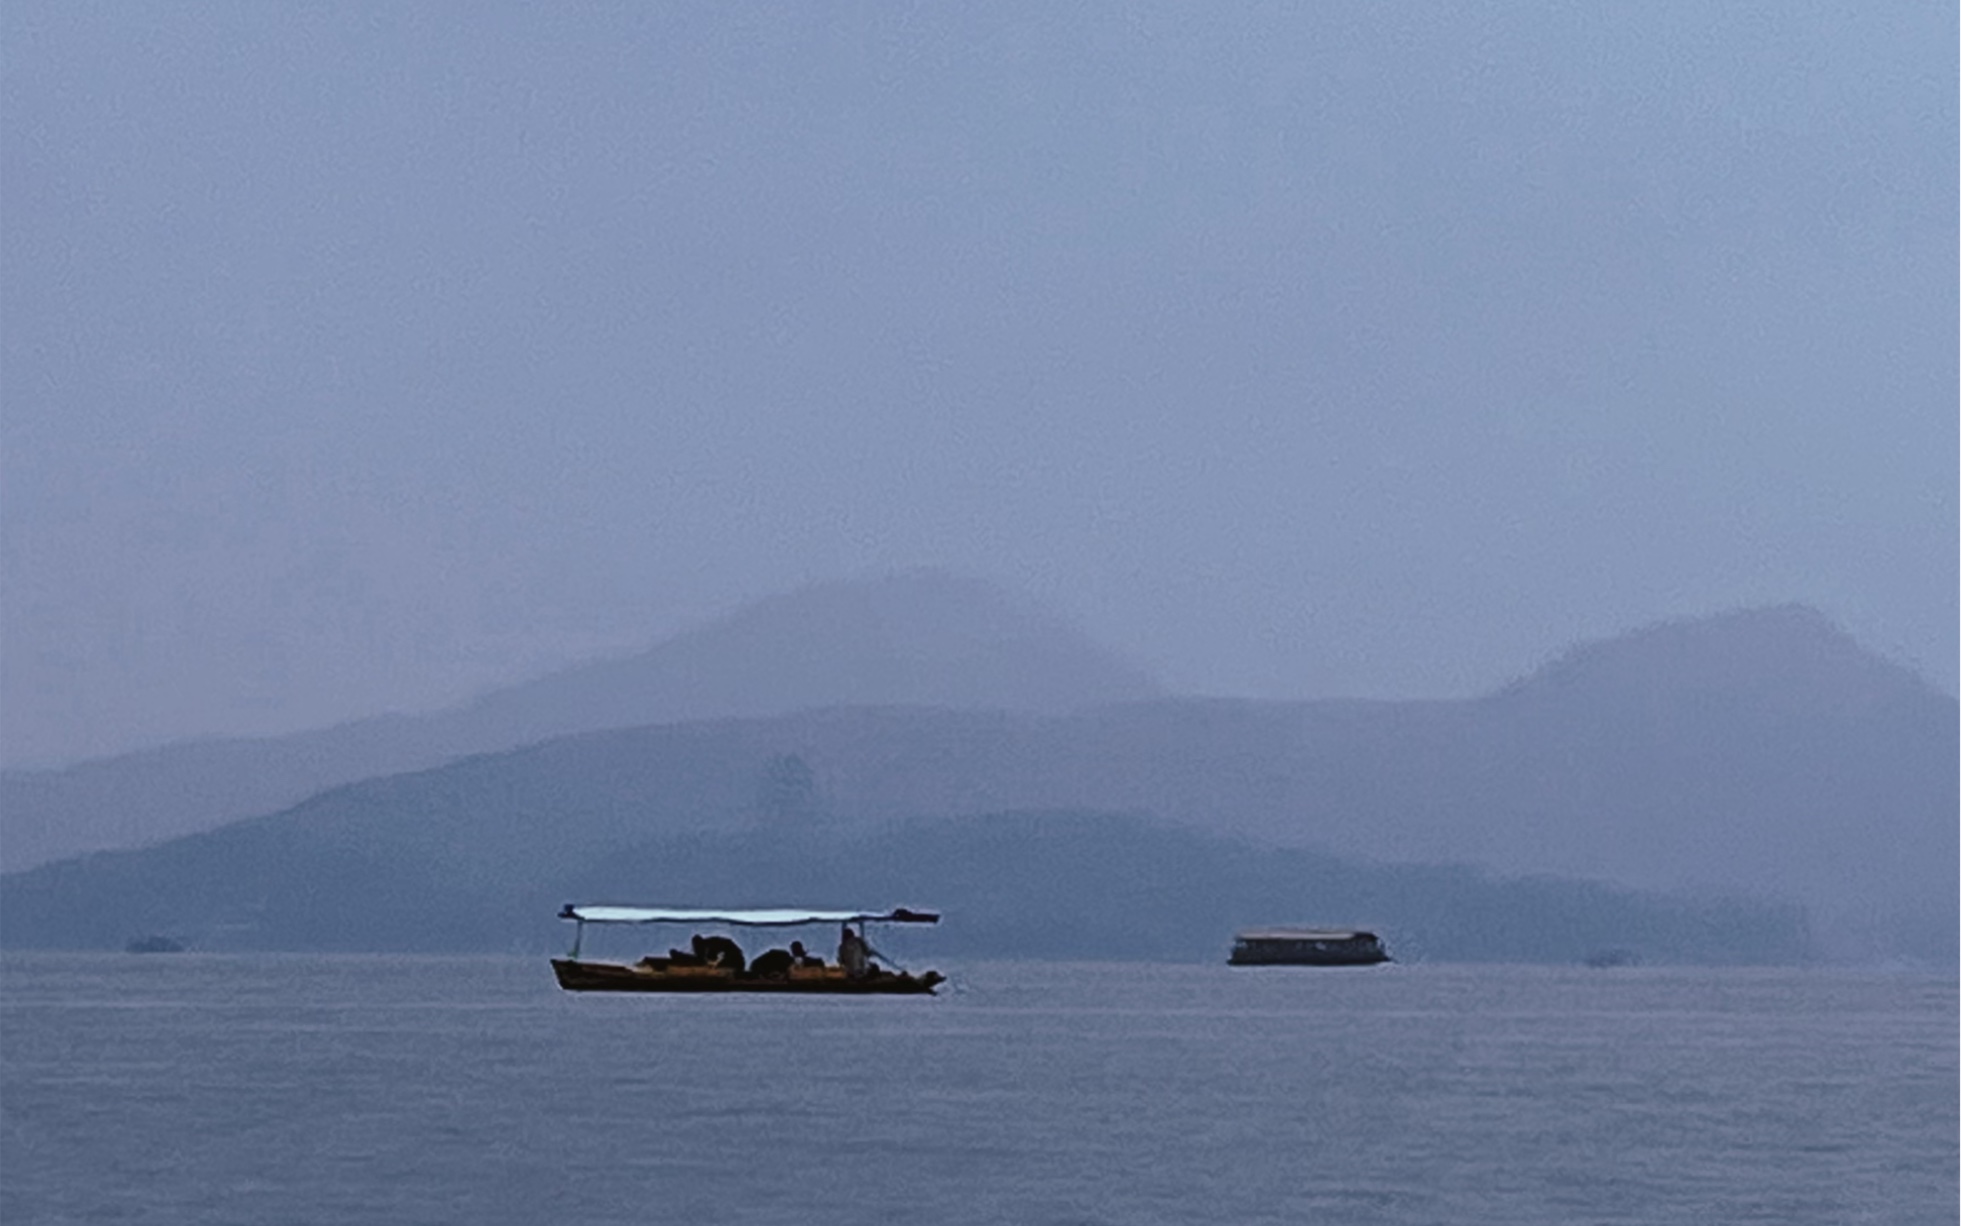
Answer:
3, 2, 1954, 767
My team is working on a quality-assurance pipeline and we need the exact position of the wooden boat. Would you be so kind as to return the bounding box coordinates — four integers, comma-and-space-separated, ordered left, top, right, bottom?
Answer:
552, 904, 946, 995
1228, 928, 1391, 967
550, 959, 943, 994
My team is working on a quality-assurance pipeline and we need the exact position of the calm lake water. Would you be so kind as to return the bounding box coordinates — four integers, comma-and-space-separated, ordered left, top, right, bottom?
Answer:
2, 953, 1953, 1225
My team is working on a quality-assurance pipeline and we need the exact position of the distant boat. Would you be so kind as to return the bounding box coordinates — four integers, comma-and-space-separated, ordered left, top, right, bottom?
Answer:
1228, 928, 1391, 967
1584, 948, 1641, 969
551, 904, 946, 994
124, 935, 185, 954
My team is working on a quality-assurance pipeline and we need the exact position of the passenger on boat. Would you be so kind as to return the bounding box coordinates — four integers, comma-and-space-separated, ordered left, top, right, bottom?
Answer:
791, 940, 822, 968
748, 946, 794, 978
838, 925, 871, 978
666, 934, 715, 966
694, 933, 746, 972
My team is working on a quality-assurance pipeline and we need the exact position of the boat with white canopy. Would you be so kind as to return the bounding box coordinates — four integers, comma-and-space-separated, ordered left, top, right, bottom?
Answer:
552, 904, 946, 994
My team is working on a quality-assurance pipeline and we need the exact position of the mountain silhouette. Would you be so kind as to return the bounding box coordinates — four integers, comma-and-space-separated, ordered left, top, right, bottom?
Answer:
0, 808, 1810, 965
447, 570, 1162, 746
2, 603, 1949, 961
0, 571, 1160, 870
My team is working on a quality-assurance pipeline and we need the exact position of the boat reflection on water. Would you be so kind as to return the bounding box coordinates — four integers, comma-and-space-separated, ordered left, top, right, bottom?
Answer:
551, 904, 946, 995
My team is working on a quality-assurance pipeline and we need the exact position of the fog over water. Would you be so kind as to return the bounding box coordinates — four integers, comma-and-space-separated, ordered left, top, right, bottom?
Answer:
3, 2, 1953, 766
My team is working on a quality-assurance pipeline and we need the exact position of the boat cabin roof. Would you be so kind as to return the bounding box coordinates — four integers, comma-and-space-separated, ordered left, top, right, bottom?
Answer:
1235, 928, 1376, 942
559, 905, 938, 927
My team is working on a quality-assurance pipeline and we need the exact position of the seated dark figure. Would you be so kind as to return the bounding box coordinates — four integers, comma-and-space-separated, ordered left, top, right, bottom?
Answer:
694, 934, 746, 973
837, 925, 873, 978
790, 940, 822, 968
748, 947, 794, 978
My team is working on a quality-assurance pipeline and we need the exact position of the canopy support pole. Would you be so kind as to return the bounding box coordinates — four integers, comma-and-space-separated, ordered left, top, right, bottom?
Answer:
569, 919, 585, 960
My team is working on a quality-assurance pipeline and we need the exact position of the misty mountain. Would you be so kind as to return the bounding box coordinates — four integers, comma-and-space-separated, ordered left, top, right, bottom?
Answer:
4, 603, 1947, 961
0, 809, 1807, 965
0, 571, 1160, 870
1437, 607, 1955, 935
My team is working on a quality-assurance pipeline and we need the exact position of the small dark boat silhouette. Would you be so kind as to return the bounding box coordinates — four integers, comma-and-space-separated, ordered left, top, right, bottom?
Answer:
1228, 928, 1391, 967
125, 935, 185, 954
1584, 949, 1641, 969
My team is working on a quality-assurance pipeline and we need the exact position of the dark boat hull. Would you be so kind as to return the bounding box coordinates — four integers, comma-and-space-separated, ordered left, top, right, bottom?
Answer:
1228, 932, 1392, 966
1228, 948, 1390, 967
551, 959, 944, 994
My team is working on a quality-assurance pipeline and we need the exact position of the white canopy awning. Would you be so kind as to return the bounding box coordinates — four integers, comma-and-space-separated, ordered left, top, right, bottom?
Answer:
559, 905, 938, 927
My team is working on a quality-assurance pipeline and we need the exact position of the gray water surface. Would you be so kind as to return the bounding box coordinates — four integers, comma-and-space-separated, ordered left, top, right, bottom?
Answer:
3, 955, 1953, 1225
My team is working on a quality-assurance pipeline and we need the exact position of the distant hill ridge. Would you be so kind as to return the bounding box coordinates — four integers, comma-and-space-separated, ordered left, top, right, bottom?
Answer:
0, 809, 1812, 965
452, 570, 1163, 747
1503, 603, 1938, 706
0, 570, 1160, 870
2, 590, 1950, 962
